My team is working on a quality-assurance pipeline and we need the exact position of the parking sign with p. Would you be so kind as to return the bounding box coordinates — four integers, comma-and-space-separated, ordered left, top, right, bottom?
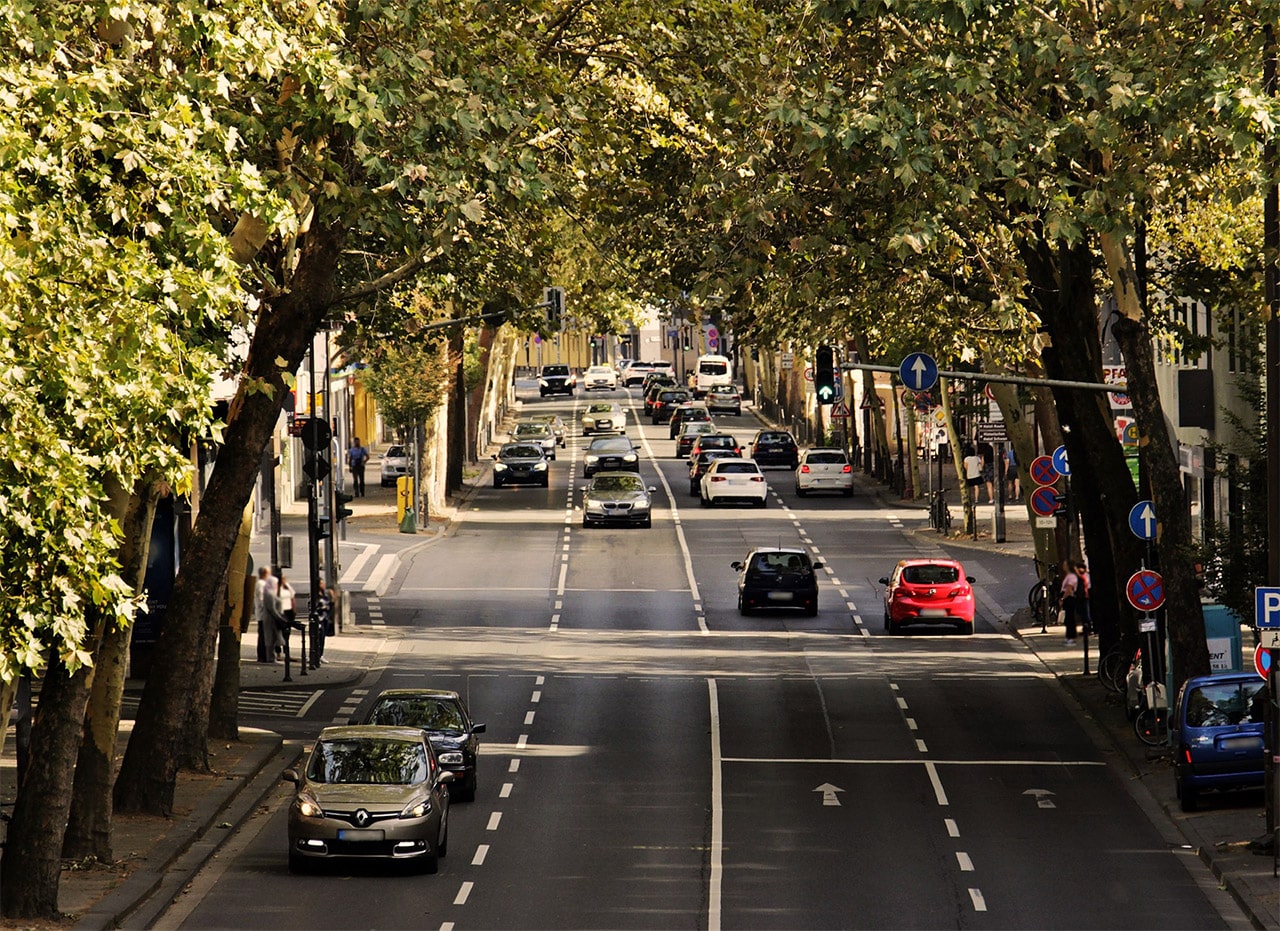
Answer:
1255, 587, 1280, 629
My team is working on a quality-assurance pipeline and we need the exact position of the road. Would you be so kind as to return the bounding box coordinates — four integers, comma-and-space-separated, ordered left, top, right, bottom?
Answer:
162, 385, 1238, 930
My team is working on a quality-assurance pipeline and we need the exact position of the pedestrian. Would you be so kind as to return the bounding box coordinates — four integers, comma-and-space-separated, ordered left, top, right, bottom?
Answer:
310, 578, 332, 669
1075, 561, 1091, 635
980, 445, 996, 504
347, 437, 368, 497
1059, 561, 1081, 644
962, 444, 984, 502
1005, 446, 1020, 499
264, 568, 284, 661
277, 571, 297, 661
253, 565, 272, 663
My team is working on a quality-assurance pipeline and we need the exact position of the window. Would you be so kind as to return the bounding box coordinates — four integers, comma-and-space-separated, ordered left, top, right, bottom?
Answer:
1185, 682, 1265, 727
902, 564, 960, 585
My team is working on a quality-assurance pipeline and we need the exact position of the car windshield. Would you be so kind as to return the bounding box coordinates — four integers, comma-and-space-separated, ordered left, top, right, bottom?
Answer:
682, 409, 710, 420
682, 424, 713, 436
659, 391, 689, 402
501, 445, 543, 460
590, 438, 633, 452
590, 475, 644, 494
588, 403, 613, 413
699, 360, 729, 375
1185, 681, 1266, 727
306, 738, 429, 785
386, 445, 406, 459
902, 564, 961, 584
716, 462, 759, 474
543, 366, 569, 376
368, 697, 466, 734
711, 386, 736, 395
807, 452, 846, 464
514, 424, 549, 437
758, 433, 792, 444
750, 552, 808, 573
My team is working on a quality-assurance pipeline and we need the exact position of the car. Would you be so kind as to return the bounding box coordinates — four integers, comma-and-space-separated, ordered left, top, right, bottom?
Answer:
582, 365, 619, 391
583, 436, 640, 477
527, 413, 566, 447
283, 725, 452, 874
732, 547, 824, 616
705, 384, 742, 415
491, 443, 550, 488
641, 371, 678, 396
581, 472, 656, 528
380, 444, 409, 487
880, 558, 976, 635
668, 402, 712, 439
750, 429, 799, 469
538, 363, 575, 397
1172, 671, 1266, 811
795, 447, 854, 497
699, 457, 768, 507
650, 388, 692, 424
688, 433, 742, 461
675, 421, 716, 458
622, 361, 657, 387
688, 449, 738, 495
581, 401, 627, 435
355, 689, 487, 803
643, 380, 676, 415
511, 421, 557, 459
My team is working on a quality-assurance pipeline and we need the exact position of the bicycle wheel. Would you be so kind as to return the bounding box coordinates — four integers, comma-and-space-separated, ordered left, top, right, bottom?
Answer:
1133, 707, 1168, 746
1028, 579, 1049, 613
1097, 649, 1128, 693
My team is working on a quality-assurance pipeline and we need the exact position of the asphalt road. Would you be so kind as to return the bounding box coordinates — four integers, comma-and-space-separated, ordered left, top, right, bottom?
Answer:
164, 387, 1240, 930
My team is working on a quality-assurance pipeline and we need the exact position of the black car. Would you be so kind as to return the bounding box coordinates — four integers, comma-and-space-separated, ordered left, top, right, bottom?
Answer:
732, 547, 824, 616
492, 442, 550, 488
641, 372, 678, 396
355, 688, 487, 802
750, 429, 800, 469
688, 449, 737, 495
538, 364, 575, 397
583, 436, 640, 477
650, 388, 693, 425
668, 403, 712, 439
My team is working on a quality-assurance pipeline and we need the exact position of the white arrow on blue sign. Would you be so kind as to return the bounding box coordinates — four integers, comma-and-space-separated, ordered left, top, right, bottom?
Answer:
899, 352, 938, 391
1051, 445, 1070, 477
1255, 587, 1280, 629
1128, 500, 1156, 541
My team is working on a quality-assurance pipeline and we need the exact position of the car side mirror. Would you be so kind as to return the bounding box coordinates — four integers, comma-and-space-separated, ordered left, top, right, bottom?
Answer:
731, 561, 744, 570
812, 561, 825, 570
282, 768, 301, 786
967, 576, 976, 583
878, 577, 890, 585
472, 723, 487, 734
437, 771, 455, 785
648, 486, 657, 493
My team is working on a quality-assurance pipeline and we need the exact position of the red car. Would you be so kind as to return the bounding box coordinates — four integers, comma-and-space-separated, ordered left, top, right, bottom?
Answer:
880, 558, 976, 635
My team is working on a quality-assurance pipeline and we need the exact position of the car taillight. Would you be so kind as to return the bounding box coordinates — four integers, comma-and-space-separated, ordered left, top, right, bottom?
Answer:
841, 464, 852, 473
1183, 747, 1193, 764
750, 476, 764, 482
800, 465, 811, 473
711, 476, 726, 482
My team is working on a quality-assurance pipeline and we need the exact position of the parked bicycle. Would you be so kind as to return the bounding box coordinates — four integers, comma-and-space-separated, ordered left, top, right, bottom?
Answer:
929, 489, 952, 533
1133, 680, 1169, 746
1028, 559, 1061, 633
1097, 643, 1138, 694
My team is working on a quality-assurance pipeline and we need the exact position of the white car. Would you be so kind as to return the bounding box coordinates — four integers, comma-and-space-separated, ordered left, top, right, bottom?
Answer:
380, 444, 409, 486
700, 457, 768, 507
582, 365, 619, 390
795, 448, 853, 497
581, 402, 626, 436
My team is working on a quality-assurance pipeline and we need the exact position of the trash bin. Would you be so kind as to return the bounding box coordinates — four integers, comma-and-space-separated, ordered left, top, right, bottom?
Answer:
1201, 603, 1243, 672
278, 534, 293, 569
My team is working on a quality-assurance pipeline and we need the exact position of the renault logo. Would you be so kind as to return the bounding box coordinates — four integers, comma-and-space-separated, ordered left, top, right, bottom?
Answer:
354, 808, 371, 827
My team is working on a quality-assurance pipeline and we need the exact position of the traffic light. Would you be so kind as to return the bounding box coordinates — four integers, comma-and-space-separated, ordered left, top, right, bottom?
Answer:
311, 516, 331, 541
815, 344, 836, 404
544, 286, 564, 330
336, 490, 354, 522
681, 327, 691, 352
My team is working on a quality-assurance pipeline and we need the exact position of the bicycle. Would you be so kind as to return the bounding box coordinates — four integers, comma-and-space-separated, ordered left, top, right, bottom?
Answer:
1097, 644, 1137, 694
928, 489, 952, 533
1133, 680, 1169, 746
1028, 566, 1060, 633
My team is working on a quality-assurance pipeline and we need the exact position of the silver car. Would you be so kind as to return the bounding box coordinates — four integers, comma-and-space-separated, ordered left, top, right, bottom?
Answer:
581, 402, 626, 435
511, 421, 557, 460
527, 413, 566, 447
582, 472, 656, 528
380, 444, 409, 487
284, 726, 452, 874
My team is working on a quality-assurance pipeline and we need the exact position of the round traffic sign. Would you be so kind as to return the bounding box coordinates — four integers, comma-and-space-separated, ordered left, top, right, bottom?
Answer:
1051, 445, 1071, 477
1255, 644, 1275, 679
1029, 455, 1059, 487
1128, 500, 1156, 541
299, 417, 332, 451
1030, 486, 1061, 517
899, 352, 938, 391
1126, 569, 1165, 612
706, 325, 719, 351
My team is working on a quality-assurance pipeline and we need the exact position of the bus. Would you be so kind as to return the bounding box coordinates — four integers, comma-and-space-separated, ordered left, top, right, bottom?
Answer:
693, 354, 733, 397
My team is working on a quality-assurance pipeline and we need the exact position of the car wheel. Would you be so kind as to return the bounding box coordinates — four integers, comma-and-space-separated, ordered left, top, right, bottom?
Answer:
689, 481, 699, 496
455, 772, 477, 803
756, 496, 767, 508
539, 476, 549, 487
582, 516, 592, 528
700, 492, 709, 507
737, 595, 751, 616
843, 487, 854, 497
643, 515, 652, 528
288, 848, 308, 874
549, 451, 556, 461
418, 844, 440, 875
888, 618, 902, 635
437, 809, 450, 857
1177, 779, 1197, 812
805, 602, 818, 617
795, 486, 806, 497
493, 479, 503, 489
958, 620, 974, 635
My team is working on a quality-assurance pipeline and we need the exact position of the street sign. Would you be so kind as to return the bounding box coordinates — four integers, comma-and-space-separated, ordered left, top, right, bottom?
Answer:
1029, 455, 1058, 486
1126, 569, 1166, 612
1254, 644, 1275, 680
1030, 486, 1062, 517
1051, 445, 1070, 477
706, 325, 719, 351
899, 352, 938, 391
804, 366, 814, 382
1254, 587, 1280, 628
1261, 630, 1280, 649
975, 421, 1008, 443
1034, 516, 1058, 529
1128, 500, 1157, 541
298, 417, 332, 451
859, 394, 880, 410
781, 351, 794, 370
830, 400, 851, 419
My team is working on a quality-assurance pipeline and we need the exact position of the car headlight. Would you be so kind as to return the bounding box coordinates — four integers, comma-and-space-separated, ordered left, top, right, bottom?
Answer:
538, 379, 548, 387
494, 462, 508, 472
534, 461, 548, 471
623, 453, 637, 463
400, 797, 432, 819
585, 455, 599, 464
585, 497, 602, 510
437, 751, 465, 765
294, 792, 323, 819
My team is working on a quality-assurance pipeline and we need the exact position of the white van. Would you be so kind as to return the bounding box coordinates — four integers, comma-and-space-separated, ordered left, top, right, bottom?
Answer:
693, 354, 732, 397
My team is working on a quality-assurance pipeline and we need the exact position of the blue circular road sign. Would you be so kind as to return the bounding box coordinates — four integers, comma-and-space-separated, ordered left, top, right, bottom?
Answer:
1051, 445, 1070, 477
899, 352, 939, 392
1128, 500, 1156, 541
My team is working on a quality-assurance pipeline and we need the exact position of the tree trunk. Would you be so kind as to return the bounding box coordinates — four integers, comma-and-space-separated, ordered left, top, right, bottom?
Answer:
114, 223, 345, 816
1, 649, 96, 919
210, 505, 253, 741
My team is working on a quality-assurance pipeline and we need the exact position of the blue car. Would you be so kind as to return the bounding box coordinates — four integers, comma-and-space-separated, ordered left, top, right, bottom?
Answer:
1171, 671, 1266, 812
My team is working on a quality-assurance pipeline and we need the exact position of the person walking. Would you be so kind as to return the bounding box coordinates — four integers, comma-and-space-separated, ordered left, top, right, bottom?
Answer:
277, 571, 298, 661
253, 565, 272, 663
1059, 561, 1081, 645
1075, 561, 1091, 635
309, 578, 332, 668
1004, 446, 1020, 499
962, 444, 983, 503
347, 437, 369, 497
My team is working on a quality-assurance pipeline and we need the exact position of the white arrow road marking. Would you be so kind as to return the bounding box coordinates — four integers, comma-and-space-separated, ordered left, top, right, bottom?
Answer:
1023, 788, 1057, 809
814, 783, 845, 806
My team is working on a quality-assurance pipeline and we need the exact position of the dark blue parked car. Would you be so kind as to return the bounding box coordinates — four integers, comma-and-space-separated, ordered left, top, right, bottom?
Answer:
1171, 671, 1266, 811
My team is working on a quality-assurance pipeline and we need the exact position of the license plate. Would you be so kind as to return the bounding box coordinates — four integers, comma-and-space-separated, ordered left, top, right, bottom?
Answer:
1219, 736, 1262, 752
919, 608, 948, 618
337, 829, 385, 841
767, 591, 793, 601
